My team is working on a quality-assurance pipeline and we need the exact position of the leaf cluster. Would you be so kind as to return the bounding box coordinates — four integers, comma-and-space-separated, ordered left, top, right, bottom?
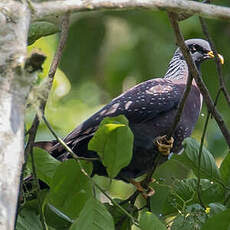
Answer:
20, 114, 230, 230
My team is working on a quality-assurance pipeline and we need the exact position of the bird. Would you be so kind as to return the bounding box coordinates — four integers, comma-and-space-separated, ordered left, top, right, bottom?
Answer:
37, 39, 224, 191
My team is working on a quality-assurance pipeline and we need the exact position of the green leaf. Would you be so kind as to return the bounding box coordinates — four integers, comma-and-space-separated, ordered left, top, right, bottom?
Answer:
16, 208, 43, 230
171, 204, 206, 230
28, 22, 59, 45
106, 199, 138, 230
208, 203, 226, 216
201, 209, 230, 230
150, 178, 224, 216
150, 183, 171, 216
70, 198, 115, 230
172, 178, 224, 205
139, 212, 167, 230
47, 159, 92, 219
220, 153, 230, 185
28, 147, 61, 186
88, 115, 133, 178
44, 203, 73, 230
173, 138, 221, 182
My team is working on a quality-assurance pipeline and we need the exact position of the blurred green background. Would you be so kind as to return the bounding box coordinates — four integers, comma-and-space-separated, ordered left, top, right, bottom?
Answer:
26, 2, 230, 199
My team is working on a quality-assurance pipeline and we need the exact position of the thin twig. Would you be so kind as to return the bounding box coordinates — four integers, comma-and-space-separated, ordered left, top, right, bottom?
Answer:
40, 14, 70, 113
119, 190, 139, 206
199, 17, 230, 107
167, 11, 198, 139
168, 11, 230, 149
42, 116, 99, 161
25, 14, 70, 158
167, 74, 193, 139
142, 153, 162, 189
197, 116, 210, 209
93, 181, 139, 227
136, 16, 195, 196
197, 88, 221, 209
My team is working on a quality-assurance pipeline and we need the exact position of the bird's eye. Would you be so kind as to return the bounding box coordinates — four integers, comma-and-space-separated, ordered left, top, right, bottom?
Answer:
194, 44, 204, 53
189, 44, 204, 54
189, 44, 197, 54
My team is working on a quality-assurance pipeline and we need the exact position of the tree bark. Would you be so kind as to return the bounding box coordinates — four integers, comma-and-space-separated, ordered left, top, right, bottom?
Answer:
32, 0, 230, 21
0, 2, 31, 229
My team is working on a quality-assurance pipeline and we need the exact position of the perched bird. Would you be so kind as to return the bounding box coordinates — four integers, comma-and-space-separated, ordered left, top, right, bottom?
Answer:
38, 39, 223, 188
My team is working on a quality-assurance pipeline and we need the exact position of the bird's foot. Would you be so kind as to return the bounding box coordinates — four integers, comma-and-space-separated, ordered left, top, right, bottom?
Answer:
130, 179, 155, 199
155, 135, 174, 156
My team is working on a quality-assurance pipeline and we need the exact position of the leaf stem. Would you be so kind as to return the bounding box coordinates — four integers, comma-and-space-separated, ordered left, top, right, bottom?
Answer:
197, 89, 222, 209
42, 115, 99, 161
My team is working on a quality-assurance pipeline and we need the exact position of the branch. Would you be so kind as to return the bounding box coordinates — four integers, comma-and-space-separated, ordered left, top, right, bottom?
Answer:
0, 2, 31, 230
199, 17, 230, 107
167, 73, 193, 140
197, 89, 221, 209
42, 116, 99, 161
30, 0, 230, 21
168, 12, 230, 149
42, 14, 70, 112
25, 14, 70, 159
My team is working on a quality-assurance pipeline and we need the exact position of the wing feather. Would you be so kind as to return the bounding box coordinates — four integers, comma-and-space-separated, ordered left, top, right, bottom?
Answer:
50, 78, 184, 152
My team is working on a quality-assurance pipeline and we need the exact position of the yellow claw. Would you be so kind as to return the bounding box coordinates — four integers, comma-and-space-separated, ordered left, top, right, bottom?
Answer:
155, 135, 174, 156
130, 179, 155, 199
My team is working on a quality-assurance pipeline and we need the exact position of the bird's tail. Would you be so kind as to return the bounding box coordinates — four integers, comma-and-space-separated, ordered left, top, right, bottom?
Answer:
34, 141, 57, 153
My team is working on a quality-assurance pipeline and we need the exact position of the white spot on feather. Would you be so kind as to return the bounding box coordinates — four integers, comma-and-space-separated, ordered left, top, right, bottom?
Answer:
104, 103, 120, 115
125, 101, 132, 110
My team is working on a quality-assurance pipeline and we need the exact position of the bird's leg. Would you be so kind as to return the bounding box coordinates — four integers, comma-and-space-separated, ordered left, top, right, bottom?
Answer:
130, 179, 155, 199
155, 135, 174, 156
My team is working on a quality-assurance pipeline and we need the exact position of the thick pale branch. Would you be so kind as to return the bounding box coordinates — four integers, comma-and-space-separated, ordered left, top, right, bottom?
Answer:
0, 2, 31, 230
30, 0, 230, 21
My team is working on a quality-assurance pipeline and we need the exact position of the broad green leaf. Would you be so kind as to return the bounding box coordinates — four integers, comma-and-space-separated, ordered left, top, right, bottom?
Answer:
201, 209, 230, 230
16, 208, 43, 230
89, 115, 134, 178
28, 147, 61, 186
150, 183, 171, 216
44, 203, 73, 230
47, 159, 92, 219
70, 198, 115, 230
139, 212, 167, 230
220, 152, 230, 185
28, 22, 59, 45
173, 138, 221, 182
208, 203, 226, 216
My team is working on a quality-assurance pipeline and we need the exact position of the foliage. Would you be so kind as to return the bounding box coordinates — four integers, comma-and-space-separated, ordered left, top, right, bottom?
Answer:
88, 115, 134, 178
21, 5, 230, 230
20, 132, 230, 229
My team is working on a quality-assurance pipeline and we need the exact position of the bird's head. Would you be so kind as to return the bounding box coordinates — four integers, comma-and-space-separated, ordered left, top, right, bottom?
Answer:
165, 38, 224, 79
183, 39, 224, 65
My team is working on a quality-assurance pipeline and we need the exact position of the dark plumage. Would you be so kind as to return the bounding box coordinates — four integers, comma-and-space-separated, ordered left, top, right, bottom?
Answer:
40, 39, 223, 182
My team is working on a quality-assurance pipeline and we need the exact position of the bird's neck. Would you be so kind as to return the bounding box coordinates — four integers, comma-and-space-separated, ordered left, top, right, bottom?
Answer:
164, 52, 201, 80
